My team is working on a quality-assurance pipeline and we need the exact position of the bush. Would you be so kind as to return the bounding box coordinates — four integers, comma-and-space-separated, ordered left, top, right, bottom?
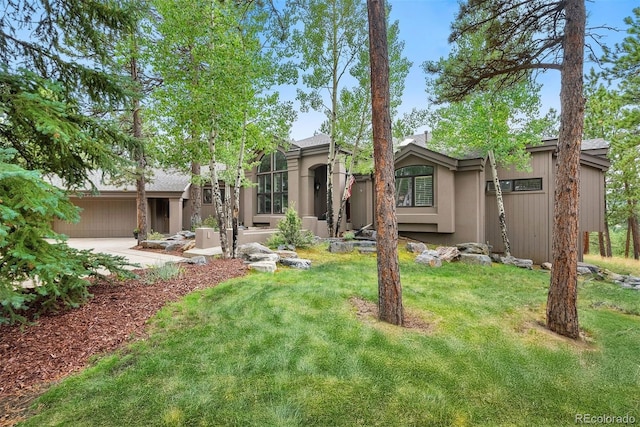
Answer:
342, 231, 355, 241
266, 206, 315, 249
0, 153, 136, 324
147, 230, 165, 240
144, 262, 184, 285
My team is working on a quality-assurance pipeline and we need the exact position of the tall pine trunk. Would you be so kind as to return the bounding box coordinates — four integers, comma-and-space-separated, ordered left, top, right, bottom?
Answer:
488, 150, 511, 257
368, 0, 403, 326
546, 0, 585, 339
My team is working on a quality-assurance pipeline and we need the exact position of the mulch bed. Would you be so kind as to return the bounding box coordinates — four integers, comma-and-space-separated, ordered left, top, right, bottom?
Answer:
0, 258, 247, 427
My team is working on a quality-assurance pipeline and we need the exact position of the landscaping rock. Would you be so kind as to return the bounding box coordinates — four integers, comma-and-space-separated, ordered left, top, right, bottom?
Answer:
248, 261, 277, 273
458, 253, 492, 266
238, 242, 274, 259
436, 246, 459, 262
181, 240, 196, 251
456, 242, 490, 255
415, 252, 442, 267
164, 242, 183, 252
275, 250, 298, 259
603, 269, 624, 282
142, 240, 171, 250
541, 262, 552, 271
501, 256, 534, 270
406, 242, 427, 253
247, 253, 280, 263
280, 258, 312, 269
577, 262, 600, 275
329, 241, 354, 253
180, 256, 207, 265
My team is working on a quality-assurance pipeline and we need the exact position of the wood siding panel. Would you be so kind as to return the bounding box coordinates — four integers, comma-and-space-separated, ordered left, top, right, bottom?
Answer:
580, 167, 605, 232
486, 150, 553, 264
54, 199, 137, 238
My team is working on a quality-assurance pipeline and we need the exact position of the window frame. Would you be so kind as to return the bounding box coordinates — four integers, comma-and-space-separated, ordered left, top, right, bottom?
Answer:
486, 178, 542, 193
394, 165, 434, 208
257, 151, 288, 214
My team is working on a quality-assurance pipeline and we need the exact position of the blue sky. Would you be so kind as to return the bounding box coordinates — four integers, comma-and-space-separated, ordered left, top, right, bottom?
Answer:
286, 0, 638, 141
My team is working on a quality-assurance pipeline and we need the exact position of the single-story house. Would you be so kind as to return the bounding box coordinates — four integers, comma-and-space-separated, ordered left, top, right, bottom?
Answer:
348, 133, 609, 264
53, 132, 609, 264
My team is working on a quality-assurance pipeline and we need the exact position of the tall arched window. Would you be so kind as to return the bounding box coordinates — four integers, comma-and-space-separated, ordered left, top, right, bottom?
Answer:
395, 165, 434, 207
257, 151, 288, 214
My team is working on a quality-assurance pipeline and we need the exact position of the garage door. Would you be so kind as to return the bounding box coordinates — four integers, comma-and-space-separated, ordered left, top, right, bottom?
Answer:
53, 198, 137, 238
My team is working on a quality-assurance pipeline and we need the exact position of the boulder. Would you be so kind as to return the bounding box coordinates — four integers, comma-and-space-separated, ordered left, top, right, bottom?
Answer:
501, 256, 534, 270
142, 240, 171, 249
247, 253, 280, 263
180, 256, 207, 265
164, 242, 183, 252
603, 269, 624, 282
275, 250, 298, 259
436, 246, 459, 262
456, 242, 490, 255
459, 253, 492, 266
415, 252, 442, 267
329, 241, 354, 253
541, 262, 553, 271
248, 261, 277, 273
577, 262, 600, 274
181, 240, 196, 251
406, 242, 427, 254
238, 242, 274, 259
280, 258, 312, 269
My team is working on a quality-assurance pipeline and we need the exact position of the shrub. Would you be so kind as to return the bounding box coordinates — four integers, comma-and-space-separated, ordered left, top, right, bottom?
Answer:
267, 205, 315, 249
144, 262, 184, 285
147, 230, 165, 240
342, 231, 355, 241
0, 152, 136, 324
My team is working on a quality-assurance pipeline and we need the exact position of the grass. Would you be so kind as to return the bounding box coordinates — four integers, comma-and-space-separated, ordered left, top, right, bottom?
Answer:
21, 246, 640, 426
584, 253, 640, 277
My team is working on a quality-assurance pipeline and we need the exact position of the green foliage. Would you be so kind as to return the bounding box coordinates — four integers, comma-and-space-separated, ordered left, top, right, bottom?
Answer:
144, 262, 184, 285
267, 206, 315, 249
342, 231, 355, 241
0, 150, 136, 324
147, 230, 165, 241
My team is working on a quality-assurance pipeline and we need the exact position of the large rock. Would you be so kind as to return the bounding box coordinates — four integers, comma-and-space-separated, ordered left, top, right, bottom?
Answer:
247, 253, 280, 263
406, 242, 427, 254
459, 253, 492, 266
142, 240, 171, 250
275, 250, 298, 259
180, 256, 207, 265
415, 252, 442, 267
248, 261, 277, 273
577, 262, 600, 275
456, 242, 490, 255
329, 241, 354, 253
238, 242, 274, 259
436, 246, 460, 262
501, 256, 534, 270
280, 258, 312, 269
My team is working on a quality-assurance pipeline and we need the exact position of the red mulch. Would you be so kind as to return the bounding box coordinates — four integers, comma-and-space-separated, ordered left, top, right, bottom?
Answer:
0, 259, 247, 426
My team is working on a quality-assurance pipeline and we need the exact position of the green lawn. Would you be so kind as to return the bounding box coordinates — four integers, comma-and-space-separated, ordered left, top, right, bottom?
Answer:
21, 247, 640, 426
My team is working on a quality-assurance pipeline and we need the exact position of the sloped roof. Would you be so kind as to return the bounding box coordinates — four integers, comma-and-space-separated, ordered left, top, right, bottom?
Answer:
49, 168, 192, 193
581, 138, 609, 150
398, 132, 483, 160
291, 133, 331, 149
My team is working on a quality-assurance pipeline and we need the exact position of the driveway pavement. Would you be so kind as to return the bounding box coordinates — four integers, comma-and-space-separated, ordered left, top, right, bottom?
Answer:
65, 238, 187, 268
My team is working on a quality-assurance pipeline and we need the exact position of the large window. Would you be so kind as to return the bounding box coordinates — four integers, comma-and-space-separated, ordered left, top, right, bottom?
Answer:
257, 151, 288, 214
486, 178, 542, 193
395, 165, 434, 207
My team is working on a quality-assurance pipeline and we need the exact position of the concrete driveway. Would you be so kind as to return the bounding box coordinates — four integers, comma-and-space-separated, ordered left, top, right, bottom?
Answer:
65, 238, 186, 268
